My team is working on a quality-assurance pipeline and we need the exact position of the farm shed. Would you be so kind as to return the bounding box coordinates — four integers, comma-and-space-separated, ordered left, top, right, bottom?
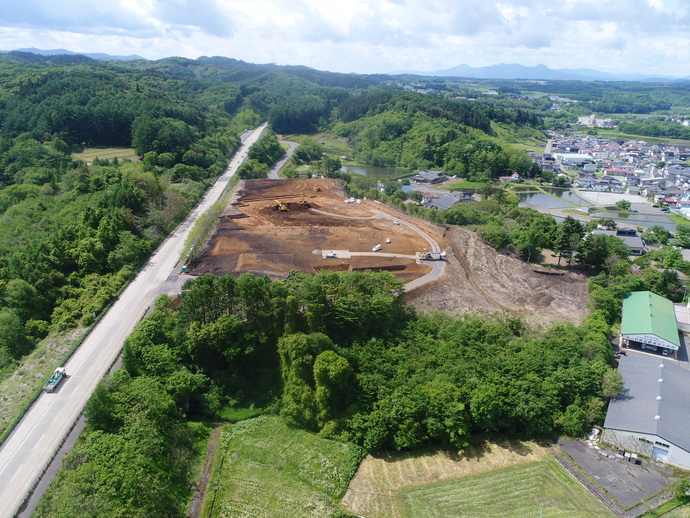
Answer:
621, 291, 680, 354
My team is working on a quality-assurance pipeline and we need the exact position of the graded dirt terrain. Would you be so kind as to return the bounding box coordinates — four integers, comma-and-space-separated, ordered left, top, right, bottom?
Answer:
188, 178, 443, 283
189, 178, 589, 327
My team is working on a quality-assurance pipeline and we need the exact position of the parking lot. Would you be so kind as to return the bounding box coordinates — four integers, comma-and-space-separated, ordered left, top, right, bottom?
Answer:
557, 438, 676, 516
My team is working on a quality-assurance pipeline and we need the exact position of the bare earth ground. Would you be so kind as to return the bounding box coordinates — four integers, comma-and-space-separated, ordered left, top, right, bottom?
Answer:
409, 227, 590, 327
189, 178, 441, 283
340, 441, 552, 518
189, 178, 589, 328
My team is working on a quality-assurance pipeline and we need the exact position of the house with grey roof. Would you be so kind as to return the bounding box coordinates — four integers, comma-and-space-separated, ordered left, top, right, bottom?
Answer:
603, 356, 690, 469
591, 228, 646, 256
410, 171, 448, 184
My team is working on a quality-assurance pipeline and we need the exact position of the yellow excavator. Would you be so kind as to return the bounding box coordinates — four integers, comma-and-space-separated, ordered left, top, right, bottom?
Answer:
274, 200, 288, 212
300, 193, 310, 207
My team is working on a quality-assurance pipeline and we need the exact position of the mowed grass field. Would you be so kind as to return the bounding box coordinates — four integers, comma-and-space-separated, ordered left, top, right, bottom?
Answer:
202, 415, 365, 518
72, 147, 139, 163
396, 458, 614, 518
340, 441, 614, 518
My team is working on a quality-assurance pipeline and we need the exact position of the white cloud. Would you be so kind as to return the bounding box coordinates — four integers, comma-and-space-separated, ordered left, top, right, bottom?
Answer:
0, 0, 689, 76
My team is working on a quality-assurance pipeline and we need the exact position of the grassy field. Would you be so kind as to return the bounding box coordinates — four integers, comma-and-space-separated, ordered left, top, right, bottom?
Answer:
202, 415, 365, 518
72, 146, 139, 163
396, 458, 614, 518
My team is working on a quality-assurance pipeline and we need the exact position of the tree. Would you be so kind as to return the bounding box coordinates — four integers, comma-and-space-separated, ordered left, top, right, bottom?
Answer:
602, 370, 624, 399
616, 199, 632, 211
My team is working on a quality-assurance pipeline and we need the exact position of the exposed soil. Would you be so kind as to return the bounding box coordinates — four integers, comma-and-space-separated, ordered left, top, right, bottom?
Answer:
409, 227, 590, 327
189, 179, 441, 283
189, 178, 589, 327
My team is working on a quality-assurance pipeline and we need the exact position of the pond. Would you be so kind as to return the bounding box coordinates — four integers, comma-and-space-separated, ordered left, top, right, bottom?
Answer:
541, 187, 591, 206
341, 165, 412, 179
518, 192, 583, 209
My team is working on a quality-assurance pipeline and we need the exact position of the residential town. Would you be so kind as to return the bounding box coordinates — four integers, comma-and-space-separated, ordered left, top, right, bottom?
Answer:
535, 131, 690, 218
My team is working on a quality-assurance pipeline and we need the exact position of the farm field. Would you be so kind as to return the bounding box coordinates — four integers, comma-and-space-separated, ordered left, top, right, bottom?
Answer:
341, 444, 614, 518
202, 416, 365, 518
72, 146, 139, 164
396, 459, 614, 518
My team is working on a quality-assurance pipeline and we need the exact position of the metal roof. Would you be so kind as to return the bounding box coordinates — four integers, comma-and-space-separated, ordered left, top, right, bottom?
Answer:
604, 356, 690, 453
621, 291, 680, 348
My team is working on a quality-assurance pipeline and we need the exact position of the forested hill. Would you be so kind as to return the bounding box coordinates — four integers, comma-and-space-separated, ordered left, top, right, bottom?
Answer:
0, 56, 246, 373
330, 88, 543, 177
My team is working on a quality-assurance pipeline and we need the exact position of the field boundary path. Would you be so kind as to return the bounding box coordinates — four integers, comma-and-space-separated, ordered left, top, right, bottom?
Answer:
0, 123, 268, 518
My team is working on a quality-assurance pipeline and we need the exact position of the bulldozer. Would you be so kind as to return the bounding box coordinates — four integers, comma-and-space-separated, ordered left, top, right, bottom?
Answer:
274, 200, 288, 212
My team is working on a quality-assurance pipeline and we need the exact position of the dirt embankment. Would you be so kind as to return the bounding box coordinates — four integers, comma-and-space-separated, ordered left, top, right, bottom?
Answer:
407, 227, 590, 327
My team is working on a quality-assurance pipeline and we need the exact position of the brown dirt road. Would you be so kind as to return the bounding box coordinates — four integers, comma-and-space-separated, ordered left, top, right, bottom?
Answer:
189, 178, 589, 327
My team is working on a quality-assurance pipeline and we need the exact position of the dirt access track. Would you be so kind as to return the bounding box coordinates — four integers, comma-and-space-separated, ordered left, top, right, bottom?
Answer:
189, 178, 443, 285
189, 178, 589, 327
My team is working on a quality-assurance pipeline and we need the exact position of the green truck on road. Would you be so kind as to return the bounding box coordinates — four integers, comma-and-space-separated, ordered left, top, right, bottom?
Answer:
43, 367, 66, 393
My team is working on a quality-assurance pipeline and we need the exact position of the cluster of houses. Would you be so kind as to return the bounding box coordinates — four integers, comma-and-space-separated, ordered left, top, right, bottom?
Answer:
534, 132, 690, 216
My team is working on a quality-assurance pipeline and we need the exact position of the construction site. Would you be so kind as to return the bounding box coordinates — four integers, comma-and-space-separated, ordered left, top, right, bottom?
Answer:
187, 178, 446, 286
188, 178, 590, 327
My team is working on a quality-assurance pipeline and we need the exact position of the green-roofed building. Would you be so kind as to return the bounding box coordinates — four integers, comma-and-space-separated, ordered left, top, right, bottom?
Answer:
622, 291, 680, 353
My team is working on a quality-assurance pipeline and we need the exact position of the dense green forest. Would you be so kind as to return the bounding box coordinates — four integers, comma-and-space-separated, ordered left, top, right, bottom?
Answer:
0, 57, 246, 372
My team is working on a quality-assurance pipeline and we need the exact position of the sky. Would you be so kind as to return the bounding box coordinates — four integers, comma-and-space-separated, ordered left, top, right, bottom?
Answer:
1, 0, 690, 77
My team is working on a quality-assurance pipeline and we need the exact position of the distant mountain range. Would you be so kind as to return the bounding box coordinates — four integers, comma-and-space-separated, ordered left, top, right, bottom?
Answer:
1, 47, 144, 62
2, 48, 686, 82
397, 63, 685, 82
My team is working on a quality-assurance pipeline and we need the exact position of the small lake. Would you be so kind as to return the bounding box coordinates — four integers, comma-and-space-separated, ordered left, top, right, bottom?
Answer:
517, 189, 590, 208
341, 165, 412, 179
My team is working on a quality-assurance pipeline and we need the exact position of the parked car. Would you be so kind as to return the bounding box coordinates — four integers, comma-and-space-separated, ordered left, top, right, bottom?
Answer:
372, 244, 381, 252
385, 238, 391, 244
326, 251, 337, 258
618, 349, 627, 356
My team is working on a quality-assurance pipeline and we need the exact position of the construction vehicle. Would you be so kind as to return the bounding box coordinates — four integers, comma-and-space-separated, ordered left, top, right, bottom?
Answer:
313, 185, 321, 192
43, 367, 66, 393
274, 200, 288, 212
420, 251, 446, 261
300, 193, 310, 207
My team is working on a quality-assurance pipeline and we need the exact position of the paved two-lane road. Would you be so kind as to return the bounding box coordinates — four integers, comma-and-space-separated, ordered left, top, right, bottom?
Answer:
0, 123, 267, 518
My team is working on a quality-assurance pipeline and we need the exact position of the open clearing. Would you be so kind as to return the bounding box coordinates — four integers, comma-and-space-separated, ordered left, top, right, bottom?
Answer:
72, 146, 139, 164
204, 416, 364, 518
190, 178, 589, 327
189, 178, 441, 284
340, 443, 614, 518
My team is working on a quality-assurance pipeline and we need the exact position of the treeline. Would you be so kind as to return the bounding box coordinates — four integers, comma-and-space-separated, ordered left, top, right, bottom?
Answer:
617, 120, 690, 140
237, 130, 284, 179
36, 268, 618, 516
